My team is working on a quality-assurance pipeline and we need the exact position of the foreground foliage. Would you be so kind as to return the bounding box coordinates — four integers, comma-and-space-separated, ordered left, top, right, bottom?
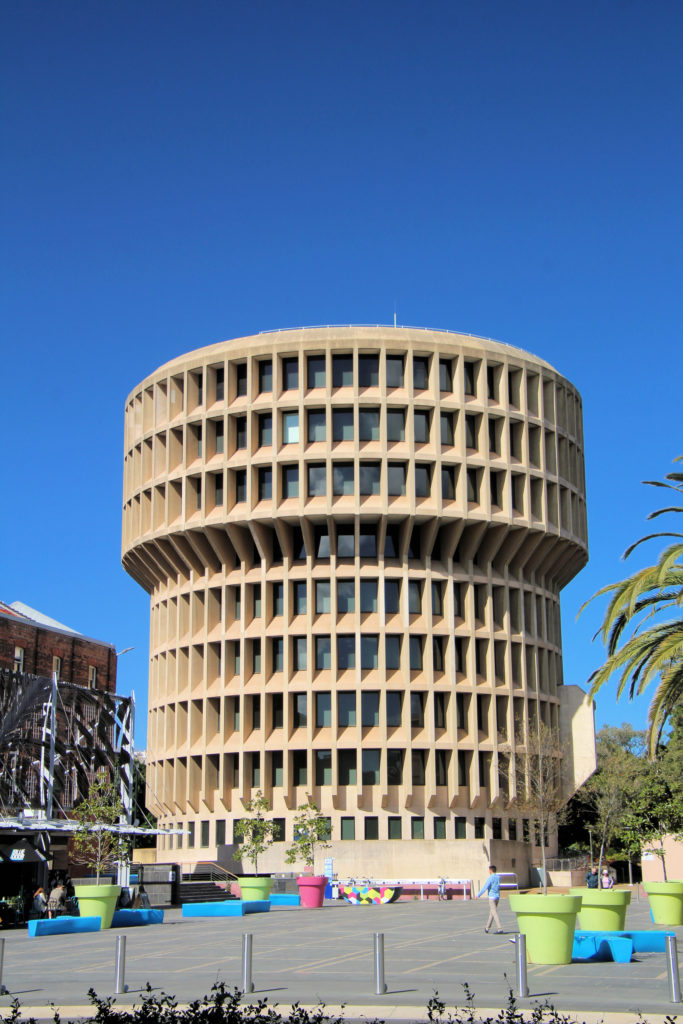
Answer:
1, 983, 676, 1024
581, 456, 683, 754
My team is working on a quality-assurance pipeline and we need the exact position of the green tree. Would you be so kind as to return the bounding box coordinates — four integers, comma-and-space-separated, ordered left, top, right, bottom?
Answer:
581, 725, 644, 877
581, 457, 683, 754
284, 801, 331, 873
618, 752, 683, 880
72, 776, 130, 883
233, 791, 279, 873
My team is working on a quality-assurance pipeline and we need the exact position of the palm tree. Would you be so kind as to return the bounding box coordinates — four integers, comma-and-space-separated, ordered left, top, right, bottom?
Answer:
581, 457, 683, 755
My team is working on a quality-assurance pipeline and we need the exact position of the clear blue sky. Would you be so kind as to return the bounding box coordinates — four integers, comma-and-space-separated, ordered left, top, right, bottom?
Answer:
2, 1, 681, 749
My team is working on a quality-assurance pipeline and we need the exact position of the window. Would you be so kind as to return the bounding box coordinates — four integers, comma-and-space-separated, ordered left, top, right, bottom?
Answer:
492, 817, 502, 840
333, 408, 353, 441
216, 820, 226, 846
410, 692, 425, 727
333, 354, 353, 387
340, 817, 356, 840
293, 750, 307, 785
258, 360, 272, 393
272, 693, 283, 728
408, 581, 422, 614
474, 817, 486, 839
409, 636, 423, 670
282, 357, 298, 391
235, 415, 247, 449
337, 579, 354, 613
315, 526, 330, 558
386, 692, 402, 728
359, 407, 380, 441
333, 463, 354, 495
271, 638, 283, 673
467, 467, 479, 503
388, 462, 406, 495
359, 462, 380, 495
364, 817, 379, 840
464, 361, 477, 397
293, 637, 307, 671
361, 635, 379, 670
252, 639, 261, 674
315, 636, 331, 670
195, 424, 203, 458
440, 413, 454, 446
258, 413, 272, 447
386, 355, 404, 388
251, 752, 261, 789
337, 526, 354, 558
336, 634, 355, 670
308, 463, 326, 497
358, 526, 376, 557
385, 579, 400, 615
293, 693, 307, 728
358, 354, 379, 387
316, 692, 332, 727
360, 579, 378, 613
413, 356, 429, 390
455, 817, 467, 839
414, 410, 430, 444
188, 821, 196, 848
214, 473, 224, 505
282, 465, 299, 498
465, 414, 479, 449
362, 749, 380, 784
385, 635, 401, 670
271, 752, 283, 786
411, 817, 425, 840
338, 692, 356, 726
52, 656, 61, 679
508, 819, 518, 841
431, 582, 444, 617
253, 585, 262, 618
412, 750, 426, 785
307, 409, 326, 442
293, 581, 306, 615
433, 637, 444, 673
415, 464, 431, 497
435, 749, 449, 786
338, 749, 357, 785
384, 524, 400, 557
316, 580, 331, 614
387, 408, 405, 442
88, 665, 97, 688
439, 358, 452, 392
388, 817, 402, 840
215, 420, 224, 453
215, 367, 224, 402
273, 582, 284, 617
434, 817, 446, 839
361, 691, 380, 726
434, 691, 447, 730
316, 750, 332, 785
236, 363, 247, 397
308, 355, 326, 389
282, 411, 299, 444
442, 467, 455, 501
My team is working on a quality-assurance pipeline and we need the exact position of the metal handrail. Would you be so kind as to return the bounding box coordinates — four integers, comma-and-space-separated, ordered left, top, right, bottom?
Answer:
180, 861, 238, 886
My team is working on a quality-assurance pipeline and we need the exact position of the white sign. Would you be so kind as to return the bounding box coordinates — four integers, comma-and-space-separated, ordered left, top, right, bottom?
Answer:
10, 849, 25, 861
323, 857, 334, 878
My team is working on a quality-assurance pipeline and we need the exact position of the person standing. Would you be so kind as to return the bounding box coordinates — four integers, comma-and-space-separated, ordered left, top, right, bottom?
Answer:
477, 865, 503, 934
585, 867, 599, 889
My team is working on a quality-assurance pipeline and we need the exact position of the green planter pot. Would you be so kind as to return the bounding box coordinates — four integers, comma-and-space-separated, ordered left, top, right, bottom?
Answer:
237, 875, 273, 901
570, 887, 631, 931
509, 894, 581, 965
643, 881, 683, 925
73, 883, 120, 930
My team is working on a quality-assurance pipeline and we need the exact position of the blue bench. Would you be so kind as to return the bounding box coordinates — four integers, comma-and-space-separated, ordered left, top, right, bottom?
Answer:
112, 908, 164, 927
573, 929, 675, 962
182, 900, 271, 918
28, 916, 101, 937
269, 893, 300, 906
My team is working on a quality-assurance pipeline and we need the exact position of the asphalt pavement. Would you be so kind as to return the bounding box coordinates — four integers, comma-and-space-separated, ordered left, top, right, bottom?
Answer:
0, 894, 680, 1022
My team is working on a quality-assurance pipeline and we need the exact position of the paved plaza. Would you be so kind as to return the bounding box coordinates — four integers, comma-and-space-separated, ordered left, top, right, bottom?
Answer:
0, 896, 680, 1021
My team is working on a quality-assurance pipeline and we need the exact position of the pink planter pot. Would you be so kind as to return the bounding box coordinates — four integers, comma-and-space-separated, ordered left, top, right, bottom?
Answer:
296, 875, 327, 908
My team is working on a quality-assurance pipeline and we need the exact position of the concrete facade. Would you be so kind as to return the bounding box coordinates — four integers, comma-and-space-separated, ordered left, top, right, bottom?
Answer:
122, 326, 594, 881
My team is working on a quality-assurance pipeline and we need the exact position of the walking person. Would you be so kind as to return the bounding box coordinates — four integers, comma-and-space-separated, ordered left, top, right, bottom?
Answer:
477, 864, 503, 933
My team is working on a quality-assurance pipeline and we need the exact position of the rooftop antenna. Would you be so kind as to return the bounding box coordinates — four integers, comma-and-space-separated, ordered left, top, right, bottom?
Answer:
393, 302, 397, 328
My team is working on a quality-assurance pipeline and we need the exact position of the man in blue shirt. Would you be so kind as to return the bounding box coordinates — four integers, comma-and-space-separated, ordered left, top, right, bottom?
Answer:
477, 864, 503, 933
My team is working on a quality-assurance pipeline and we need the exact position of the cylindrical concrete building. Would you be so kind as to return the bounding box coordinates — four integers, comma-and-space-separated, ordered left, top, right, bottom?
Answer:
122, 326, 594, 882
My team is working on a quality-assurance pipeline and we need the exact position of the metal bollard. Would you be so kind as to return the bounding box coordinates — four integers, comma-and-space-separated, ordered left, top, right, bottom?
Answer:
373, 932, 387, 994
0, 936, 7, 995
515, 934, 528, 998
241, 933, 254, 993
114, 935, 128, 994
666, 935, 681, 1004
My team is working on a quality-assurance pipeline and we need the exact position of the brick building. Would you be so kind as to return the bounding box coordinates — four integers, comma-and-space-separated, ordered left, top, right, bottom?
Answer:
0, 601, 117, 692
